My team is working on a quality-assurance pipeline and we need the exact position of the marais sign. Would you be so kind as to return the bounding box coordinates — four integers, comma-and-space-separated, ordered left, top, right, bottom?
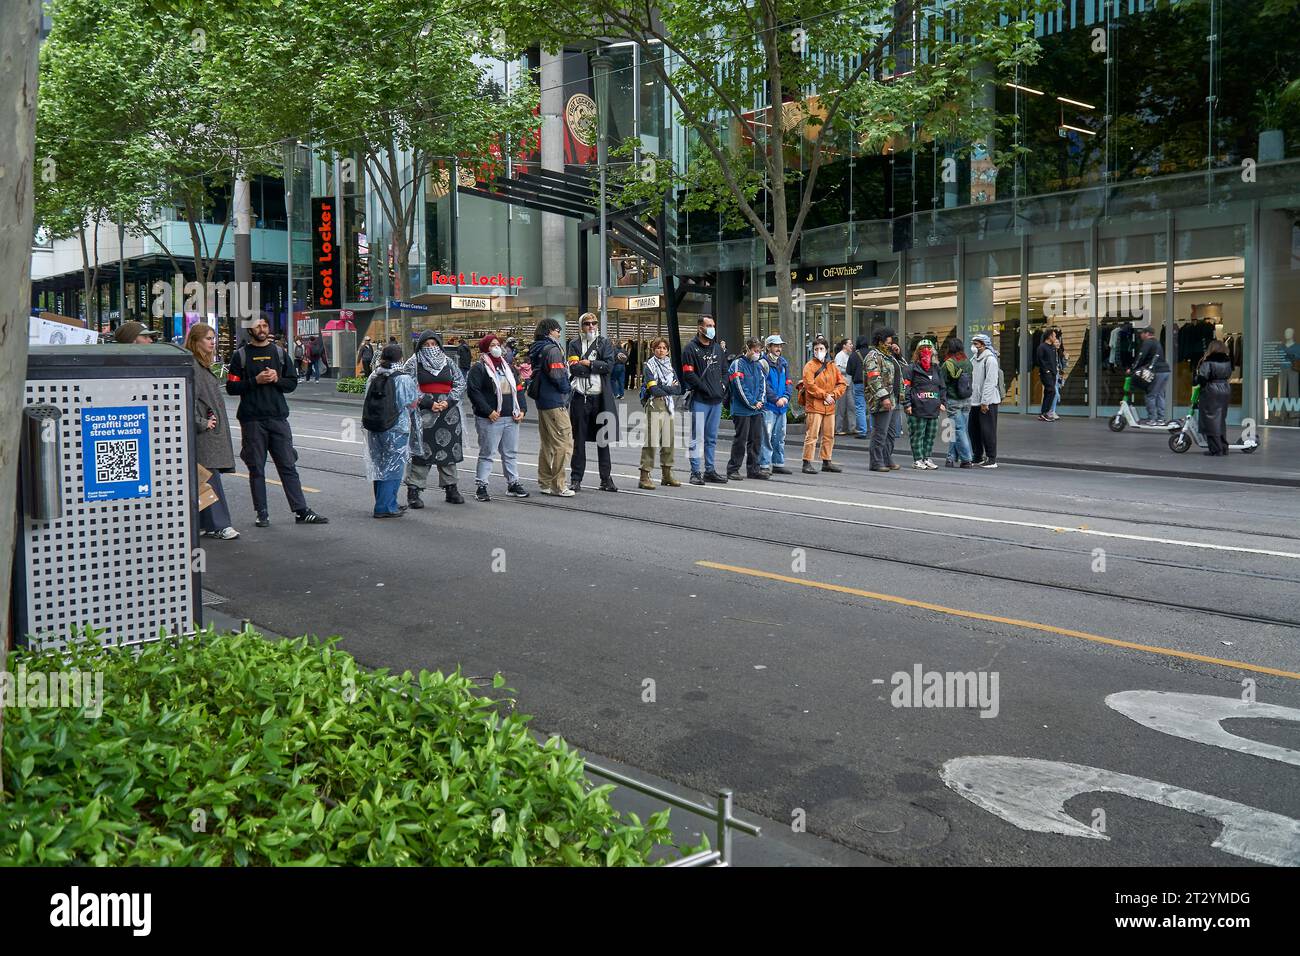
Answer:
628, 295, 660, 310
81, 406, 151, 502
451, 296, 498, 311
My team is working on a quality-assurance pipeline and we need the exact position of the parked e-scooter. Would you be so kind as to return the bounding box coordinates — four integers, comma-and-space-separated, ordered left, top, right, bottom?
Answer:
1108, 376, 1180, 433
1168, 385, 1259, 454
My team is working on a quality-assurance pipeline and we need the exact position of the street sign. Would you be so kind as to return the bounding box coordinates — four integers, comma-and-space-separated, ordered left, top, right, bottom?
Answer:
451, 296, 494, 311
388, 299, 430, 312
627, 295, 660, 310
81, 405, 152, 502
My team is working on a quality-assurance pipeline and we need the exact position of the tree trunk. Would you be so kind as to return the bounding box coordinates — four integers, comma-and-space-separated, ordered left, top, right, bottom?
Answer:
0, 0, 41, 795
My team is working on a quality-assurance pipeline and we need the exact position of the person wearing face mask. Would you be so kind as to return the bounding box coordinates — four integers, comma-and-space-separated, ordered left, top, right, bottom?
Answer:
681, 315, 728, 485
466, 334, 530, 501
725, 337, 770, 480
863, 328, 902, 472
799, 335, 846, 474
903, 339, 946, 469
402, 330, 468, 507
969, 333, 1003, 468
638, 336, 683, 489
566, 311, 620, 493
757, 334, 793, 476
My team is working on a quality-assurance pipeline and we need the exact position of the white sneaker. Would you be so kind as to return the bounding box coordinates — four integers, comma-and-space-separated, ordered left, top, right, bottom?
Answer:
912, 460, 928, 470
212, 527, 240, 540
537, 486, 554, 495
924, 459, 939, 469
557, 487, 576, 497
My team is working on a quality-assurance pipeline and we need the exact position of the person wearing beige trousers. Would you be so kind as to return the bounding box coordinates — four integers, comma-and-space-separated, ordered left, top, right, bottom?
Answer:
638, 337, 683, 489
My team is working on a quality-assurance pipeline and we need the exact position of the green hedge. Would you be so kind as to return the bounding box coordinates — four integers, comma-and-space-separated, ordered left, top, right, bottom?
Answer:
336, 376, 366, 394
0, 631, 696, 866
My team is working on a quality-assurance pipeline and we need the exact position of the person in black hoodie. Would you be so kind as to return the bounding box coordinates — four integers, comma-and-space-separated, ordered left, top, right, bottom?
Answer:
904, 338, 946, 468
847, 335, 870, 438
681, 315, 727, 484
566, 311, 620, 492
1130, 327, 1171, 424
1035, 328, 1059, 422
1195, 339, 1233, 455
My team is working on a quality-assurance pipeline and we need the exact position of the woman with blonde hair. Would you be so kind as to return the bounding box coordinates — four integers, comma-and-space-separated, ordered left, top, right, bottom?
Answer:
184, 322, 240, 539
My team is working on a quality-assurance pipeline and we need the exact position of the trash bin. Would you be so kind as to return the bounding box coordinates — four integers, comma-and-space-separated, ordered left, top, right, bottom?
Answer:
13, 344, 201, 649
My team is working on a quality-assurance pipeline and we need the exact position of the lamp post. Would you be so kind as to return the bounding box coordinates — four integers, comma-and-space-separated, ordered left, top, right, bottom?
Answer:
591, 52, 611, 339
284, 140, 295, 343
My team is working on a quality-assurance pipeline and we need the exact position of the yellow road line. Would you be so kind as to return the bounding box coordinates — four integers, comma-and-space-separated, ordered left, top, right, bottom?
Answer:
696, 561, 1300, 681
233, 473, 321, 494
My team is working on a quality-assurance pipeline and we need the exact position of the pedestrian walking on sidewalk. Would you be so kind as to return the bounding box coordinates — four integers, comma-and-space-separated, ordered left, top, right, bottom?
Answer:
527, 318, 576, 496
726, 338, 769, 480
799, 335, 846, 474
904, 339, 945, 469
757, 334, 793, 476
362, 344, 418, 517
611, 349, 628, 399
293, 336, 307, 378
1130, 327, 1171, 424
864, 328, 902, 472
834, 339, 855, 435
682, 315, 728, 485
848, 336, 870, 438
466, 334, 529, 501
567, 312, 620, 492
638, 337, 683, 489
402, 331, 467, 507
225, 317, 328, 527
185, 322, 240, 540
1195, 339, 1233, 456
1036, 328, 1059, 422
940, 337, 975, 468
970, 333, 1002, 468
357, 336, 375, 377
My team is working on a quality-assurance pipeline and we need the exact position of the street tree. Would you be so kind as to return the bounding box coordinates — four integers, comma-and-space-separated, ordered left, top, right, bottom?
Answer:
499, 0, 1048, 333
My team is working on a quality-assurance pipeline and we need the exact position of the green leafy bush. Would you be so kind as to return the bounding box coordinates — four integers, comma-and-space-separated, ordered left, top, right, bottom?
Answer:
0, 631, 695, 866
336, 376, 366, 394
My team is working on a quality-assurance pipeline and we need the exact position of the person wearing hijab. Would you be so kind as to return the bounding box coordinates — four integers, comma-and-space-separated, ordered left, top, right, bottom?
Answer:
799, 334, 846, 473
403, 330, 467, 506
903, 339, 946, 469
365, 344, 419, 517
638, 336, 683, 489
466, 333, 530, 500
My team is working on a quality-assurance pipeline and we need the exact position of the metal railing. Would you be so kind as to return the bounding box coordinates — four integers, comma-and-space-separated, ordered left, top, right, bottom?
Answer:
584, 760, 761, 866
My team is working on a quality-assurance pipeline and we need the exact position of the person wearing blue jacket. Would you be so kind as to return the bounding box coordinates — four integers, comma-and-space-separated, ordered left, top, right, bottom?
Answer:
526, 318, 575, 496
725, 337, 769, 480
757, 334, 793, 476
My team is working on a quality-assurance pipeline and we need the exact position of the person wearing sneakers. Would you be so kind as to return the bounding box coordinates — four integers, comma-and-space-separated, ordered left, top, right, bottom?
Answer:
757, 334, 793, 476
466, 333, 530, 502
185, 322, 240, 540
363, 344, 418, 518
638, 336, 683, 489
903, 339, 945, 469
681, 315, 728, 486
225, 317, 328, 527
864, 327, 902, 473
527, 318, 576, 497
726, 337, 769, 480
940, 336, 975, 468
970, 333, 1003, 468
799, 335, 846, 474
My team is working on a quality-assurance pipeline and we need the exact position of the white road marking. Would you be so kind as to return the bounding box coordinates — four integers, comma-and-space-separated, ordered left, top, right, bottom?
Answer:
1106, 691, 1300, 767
941, 755, 1300, 867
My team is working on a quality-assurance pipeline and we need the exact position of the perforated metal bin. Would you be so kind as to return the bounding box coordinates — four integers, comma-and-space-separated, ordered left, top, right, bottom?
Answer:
14, 345, 201, 650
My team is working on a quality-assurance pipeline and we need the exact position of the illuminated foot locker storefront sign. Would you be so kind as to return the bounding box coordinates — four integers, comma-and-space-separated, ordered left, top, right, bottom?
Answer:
14, 345, 201, 650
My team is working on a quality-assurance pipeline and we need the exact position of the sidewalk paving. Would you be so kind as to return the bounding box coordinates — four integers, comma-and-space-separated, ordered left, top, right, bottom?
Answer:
203, 606, 872, 866
289, 381, 1300, 486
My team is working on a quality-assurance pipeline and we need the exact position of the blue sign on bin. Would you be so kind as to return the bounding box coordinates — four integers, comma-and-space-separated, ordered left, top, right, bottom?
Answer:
81, 405, 152, 502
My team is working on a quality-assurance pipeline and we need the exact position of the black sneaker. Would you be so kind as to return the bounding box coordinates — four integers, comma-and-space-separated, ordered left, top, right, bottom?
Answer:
771, 465, 793, 475
295, 509, 328, 524
445, 484, 465, 504
747, 470, 770, 480
689, 472, 705, 486
407, 488, 424, 510
506, 483, 530, 498
726, 470, 743, 481
703, 471, 728, 484
475, 485, 491, 502
570, 480, 582, 493
599, 479, 619, 493
255, 512, 270, 528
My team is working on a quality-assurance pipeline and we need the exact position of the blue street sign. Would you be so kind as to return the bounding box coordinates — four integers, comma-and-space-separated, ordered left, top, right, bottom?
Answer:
388, 299, 430, 312
81, 405, 152, 502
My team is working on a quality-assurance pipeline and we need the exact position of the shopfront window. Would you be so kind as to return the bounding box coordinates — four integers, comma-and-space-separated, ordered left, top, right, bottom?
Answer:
1170, 219, 1246, 420
963, 245, 1022, 408
904, 251, 958, 358
1259, 206, 1300, 426
1028, 239, 1090, 416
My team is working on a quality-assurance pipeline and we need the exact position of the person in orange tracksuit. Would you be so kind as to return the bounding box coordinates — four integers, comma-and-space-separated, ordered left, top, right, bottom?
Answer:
799, 335, 847, 474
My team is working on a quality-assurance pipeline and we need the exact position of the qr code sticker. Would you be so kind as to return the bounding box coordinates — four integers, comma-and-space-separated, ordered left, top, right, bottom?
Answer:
95, 439, 140, 483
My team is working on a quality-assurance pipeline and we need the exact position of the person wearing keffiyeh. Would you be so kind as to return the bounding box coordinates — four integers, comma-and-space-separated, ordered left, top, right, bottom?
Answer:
465, 333, 530, 501
638, 336, 683, 489
402, 330, 467, 507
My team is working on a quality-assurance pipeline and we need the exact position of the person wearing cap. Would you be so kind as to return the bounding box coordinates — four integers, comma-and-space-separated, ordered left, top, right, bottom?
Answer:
970, 333, 1003, 468
757, 334, 793, 476
466, 333, 529, 502
402, 330, 467, 506
903, 339, 946, 469
799, 334, 846, 474
864, 327, 902, 472
357, 336, 375, 376
112, 321, 156, 344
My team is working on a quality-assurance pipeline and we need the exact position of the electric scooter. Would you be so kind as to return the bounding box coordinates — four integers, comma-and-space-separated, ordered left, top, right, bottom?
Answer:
1168, 385, 1259, 454
1107, 376, 1181, 433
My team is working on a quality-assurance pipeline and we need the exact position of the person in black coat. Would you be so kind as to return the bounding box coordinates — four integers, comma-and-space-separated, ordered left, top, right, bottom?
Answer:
1035, 328, 1059, 421
566, 312, 620, 492
1195, 340, 1233, 455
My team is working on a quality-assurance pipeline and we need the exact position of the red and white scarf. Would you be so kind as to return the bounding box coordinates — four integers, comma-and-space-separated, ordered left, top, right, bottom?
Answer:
481, 354, 518, 414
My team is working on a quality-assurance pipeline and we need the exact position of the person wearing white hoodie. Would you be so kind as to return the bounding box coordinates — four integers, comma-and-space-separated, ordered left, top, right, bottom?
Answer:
969, 333, 1002, 468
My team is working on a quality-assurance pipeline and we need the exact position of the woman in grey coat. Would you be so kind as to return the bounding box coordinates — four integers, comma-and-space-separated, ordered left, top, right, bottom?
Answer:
185, 322, 240, 539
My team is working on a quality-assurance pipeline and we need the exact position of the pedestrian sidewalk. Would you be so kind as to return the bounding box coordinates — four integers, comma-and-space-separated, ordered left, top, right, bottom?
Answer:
202, 607, 872, 866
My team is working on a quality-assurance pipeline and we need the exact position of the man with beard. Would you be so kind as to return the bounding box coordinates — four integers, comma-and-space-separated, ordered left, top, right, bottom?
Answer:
566, 312, 620, 492
403, 331, 468, 507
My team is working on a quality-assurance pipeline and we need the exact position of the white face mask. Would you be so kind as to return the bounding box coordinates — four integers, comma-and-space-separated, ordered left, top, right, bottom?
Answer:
489, 345, 503, 358
814, 348, 827, 360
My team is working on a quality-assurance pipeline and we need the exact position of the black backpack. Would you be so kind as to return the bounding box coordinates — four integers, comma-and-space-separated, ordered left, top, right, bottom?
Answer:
953, 364, 973, 400
362, 372, 402, 432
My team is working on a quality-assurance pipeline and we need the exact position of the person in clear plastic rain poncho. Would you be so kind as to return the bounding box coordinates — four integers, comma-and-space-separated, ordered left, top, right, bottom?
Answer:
365, 344, 419, 517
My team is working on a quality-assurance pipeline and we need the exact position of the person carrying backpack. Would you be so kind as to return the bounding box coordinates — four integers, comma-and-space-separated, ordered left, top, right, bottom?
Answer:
363, 344, 418, 517
940, 337, 975, 468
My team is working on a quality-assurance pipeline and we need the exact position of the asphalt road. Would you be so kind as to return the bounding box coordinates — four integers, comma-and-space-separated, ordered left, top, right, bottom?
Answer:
207, 393, 1300, 866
